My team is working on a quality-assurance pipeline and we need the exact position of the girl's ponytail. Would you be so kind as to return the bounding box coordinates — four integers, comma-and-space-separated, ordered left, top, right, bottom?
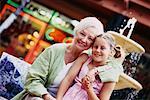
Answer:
114, 45, 122, 58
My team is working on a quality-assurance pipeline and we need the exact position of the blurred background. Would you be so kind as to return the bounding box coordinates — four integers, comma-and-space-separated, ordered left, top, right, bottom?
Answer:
0, 0, 150, 99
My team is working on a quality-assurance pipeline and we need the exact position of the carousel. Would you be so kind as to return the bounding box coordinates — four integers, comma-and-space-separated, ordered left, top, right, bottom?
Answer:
108, 18, 145, 99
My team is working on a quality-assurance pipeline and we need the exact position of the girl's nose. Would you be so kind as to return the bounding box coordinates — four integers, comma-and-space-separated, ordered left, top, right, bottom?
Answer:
96, 47, 101, 52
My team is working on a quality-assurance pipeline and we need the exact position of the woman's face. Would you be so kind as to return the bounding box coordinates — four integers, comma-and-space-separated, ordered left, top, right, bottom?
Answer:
92, 37, 111, 63
73, 27, 98, 51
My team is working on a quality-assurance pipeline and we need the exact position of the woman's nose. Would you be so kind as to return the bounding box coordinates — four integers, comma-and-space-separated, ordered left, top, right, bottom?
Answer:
81, 36, 88, 43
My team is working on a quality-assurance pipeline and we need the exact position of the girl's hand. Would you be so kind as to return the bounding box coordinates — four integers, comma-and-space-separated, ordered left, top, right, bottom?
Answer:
86, 69, 99, 82
81, 75, 92, 91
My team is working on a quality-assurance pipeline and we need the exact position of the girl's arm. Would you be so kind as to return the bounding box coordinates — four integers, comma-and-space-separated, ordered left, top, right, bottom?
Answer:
81, 76, 99, 100
56, 53, 88, 100
98, 82, 116, 100
82, 76, 116, 100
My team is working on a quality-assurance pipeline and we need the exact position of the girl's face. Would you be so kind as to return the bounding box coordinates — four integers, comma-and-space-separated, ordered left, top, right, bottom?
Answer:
92, 37, 111, 63
73, 27, 98, 51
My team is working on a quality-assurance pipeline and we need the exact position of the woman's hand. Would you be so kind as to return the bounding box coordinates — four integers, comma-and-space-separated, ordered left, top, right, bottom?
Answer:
42, 93, 56, 100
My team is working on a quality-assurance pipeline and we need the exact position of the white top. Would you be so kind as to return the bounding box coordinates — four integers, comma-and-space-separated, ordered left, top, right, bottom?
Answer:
47, 61, 74, 97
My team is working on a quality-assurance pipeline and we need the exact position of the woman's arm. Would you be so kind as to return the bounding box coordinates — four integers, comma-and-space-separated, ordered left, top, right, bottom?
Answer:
56, 53, 88, 100
25, 47, 51, 97
42, 93, 56, 100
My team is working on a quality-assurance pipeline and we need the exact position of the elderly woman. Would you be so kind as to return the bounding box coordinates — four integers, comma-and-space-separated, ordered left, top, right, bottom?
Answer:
12, 17, 105, 100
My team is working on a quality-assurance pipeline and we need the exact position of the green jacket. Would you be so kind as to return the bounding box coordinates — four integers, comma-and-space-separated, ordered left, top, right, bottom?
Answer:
12, 43, 67, 100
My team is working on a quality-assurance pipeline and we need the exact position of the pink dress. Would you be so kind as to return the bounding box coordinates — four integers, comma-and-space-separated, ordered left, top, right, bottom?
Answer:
63, 57, 103, 100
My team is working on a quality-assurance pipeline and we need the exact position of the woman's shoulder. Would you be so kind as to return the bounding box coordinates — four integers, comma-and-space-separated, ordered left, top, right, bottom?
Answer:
48, 43, 67, 48
46, 43, 67, 51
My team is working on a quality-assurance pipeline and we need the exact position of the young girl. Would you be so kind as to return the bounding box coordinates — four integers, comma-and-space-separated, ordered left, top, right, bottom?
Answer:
57, 33, 123, 100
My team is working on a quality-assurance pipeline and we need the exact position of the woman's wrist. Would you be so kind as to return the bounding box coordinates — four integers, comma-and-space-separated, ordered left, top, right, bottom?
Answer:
56, 97, 62, 100
42, 93, 49, 100
56, 95, 62, 100
42, 93, 55, 100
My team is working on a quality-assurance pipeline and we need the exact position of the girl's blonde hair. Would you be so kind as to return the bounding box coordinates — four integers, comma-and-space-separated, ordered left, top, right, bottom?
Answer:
96, 33, 122, 58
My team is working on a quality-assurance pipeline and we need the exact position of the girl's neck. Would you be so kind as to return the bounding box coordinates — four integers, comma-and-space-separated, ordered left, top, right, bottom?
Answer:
91, 60, 106, 68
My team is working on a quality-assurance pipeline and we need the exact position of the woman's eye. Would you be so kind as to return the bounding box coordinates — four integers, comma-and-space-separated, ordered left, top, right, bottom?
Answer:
88, 37, 93, 41
80, 32, 85, 36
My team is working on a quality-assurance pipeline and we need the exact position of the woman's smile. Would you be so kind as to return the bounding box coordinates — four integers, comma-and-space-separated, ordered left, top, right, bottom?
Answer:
77, 40, 87, 47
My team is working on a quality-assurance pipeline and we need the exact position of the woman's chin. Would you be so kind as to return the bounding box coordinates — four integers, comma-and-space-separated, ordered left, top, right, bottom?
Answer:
77, 45, 89, 51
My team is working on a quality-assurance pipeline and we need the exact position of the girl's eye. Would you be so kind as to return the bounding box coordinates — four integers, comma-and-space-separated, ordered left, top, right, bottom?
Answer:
94, 45, 98, 49
101, 46, 106, 50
